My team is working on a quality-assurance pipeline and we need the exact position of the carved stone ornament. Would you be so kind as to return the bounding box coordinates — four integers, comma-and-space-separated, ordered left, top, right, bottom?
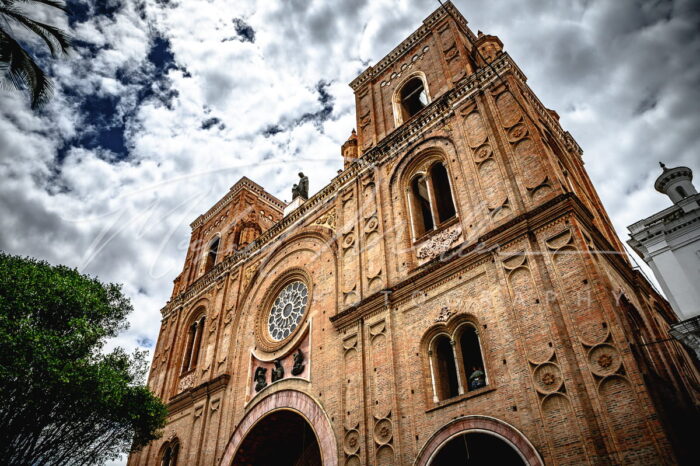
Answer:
435, 306, 454, 323
344, 429, 360, 455
291, 348, 305, 376
314, 209, 336, 230
533, 362, 563, 394
588, 343, 621, 377
254, 366, 267, 392
417, 226, 462, 260
178, 372, 195, 392
374, 418, 393, 445
244, 263, 259, 286
271, 359, 284, 383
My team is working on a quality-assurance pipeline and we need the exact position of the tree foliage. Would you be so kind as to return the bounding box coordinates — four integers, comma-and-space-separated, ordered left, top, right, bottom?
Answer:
0, 252, 167, 465
0, 0, 71, 108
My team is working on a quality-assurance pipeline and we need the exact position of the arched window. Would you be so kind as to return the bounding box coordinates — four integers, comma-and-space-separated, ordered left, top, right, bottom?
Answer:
181, 314, 206, 373
411, 175, 434, 236
161, 439, 180, 466
430, 162, 456, 223
399, 77, 428, 121
424, 318, 489, 404
204, 237, 220, 272
433, 335, 459, 400
676, 186, 688, 198
407, 160, 457, 239
458, 326, 487, 391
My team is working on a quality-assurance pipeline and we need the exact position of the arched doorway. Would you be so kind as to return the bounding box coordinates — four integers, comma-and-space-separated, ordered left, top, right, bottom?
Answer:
415, 416, 543, 466
232, 410, 322, 465
219, 390, 337, 466
430, 431, 525, 465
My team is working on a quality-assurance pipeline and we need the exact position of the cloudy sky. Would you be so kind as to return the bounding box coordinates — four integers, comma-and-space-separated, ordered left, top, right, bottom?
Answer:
1, 0, 699, 364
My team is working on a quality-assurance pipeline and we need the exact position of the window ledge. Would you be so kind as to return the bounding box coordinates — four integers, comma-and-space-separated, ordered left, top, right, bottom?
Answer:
426, 385, 496, 413
412, 215, 460, 245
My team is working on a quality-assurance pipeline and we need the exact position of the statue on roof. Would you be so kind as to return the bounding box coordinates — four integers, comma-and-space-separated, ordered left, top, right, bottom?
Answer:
292, 172, 309, 200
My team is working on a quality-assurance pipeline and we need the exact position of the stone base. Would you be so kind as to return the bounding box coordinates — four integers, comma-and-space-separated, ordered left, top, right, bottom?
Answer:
283, 196, 306, 217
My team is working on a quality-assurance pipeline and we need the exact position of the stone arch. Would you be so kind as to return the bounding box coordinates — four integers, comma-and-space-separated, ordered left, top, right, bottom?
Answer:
414, 415, 543, 466
219, 389, 338, 466
391, 70, 432, 126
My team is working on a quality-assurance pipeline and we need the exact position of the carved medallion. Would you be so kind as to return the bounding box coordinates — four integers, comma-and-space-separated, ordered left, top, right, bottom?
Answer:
588, 343, 621, 376
533, 362, 563, 394
417, 226, 462, 261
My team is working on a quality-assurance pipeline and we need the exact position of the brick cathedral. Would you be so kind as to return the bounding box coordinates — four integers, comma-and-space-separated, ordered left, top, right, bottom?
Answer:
129, 3, 699, 465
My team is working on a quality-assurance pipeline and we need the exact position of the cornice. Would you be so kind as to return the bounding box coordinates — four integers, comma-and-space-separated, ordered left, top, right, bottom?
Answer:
349, 1, 474, 91
190, 176, 286, 230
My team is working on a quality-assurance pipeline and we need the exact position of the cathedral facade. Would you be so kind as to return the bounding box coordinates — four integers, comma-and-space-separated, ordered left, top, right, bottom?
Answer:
128, 3, 699, 465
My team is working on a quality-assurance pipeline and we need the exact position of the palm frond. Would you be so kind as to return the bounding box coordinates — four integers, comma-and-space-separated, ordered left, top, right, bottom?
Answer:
0, 5, 71, 56
0, 28, 53, 108
11, 0, 68, 12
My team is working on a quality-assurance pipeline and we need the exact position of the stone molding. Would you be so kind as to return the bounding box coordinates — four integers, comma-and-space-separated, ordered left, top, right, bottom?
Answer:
413, 415, 544, 466
218, 389, 337, 466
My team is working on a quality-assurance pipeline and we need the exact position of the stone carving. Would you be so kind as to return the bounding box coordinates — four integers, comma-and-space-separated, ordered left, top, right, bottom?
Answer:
254, 367, 267, 392
588, 343, 621, 377
271, 359, 284, 382
344, 428, 360, 455
292, 348, 305, 376
314, 209, 336, 230
291, 172, 309, 200
533, 362, 563, 394
435, 306, 454, 323
416, 227, 462, 260
374, 417, 393, 445
243, 262, 258, 287
178, 372, 195, 392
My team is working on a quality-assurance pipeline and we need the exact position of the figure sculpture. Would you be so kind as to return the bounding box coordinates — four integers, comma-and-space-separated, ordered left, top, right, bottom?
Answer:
291, 348, 305, 376
271, 359, 284, 382
254, 367, 267, 392
291, 172, 309, 200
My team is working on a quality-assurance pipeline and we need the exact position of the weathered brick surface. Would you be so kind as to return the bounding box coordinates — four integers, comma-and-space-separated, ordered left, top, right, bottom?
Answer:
129, 3, 699, 465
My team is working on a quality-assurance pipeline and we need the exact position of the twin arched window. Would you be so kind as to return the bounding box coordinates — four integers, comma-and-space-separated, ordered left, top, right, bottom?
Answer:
181, 314, 206, 374
429, 325, 487, 402
409, 161, 457, 238
160, 439, 180, 466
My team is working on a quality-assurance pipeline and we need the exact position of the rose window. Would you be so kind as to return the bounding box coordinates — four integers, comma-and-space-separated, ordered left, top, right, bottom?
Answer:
268, 281, 308, 341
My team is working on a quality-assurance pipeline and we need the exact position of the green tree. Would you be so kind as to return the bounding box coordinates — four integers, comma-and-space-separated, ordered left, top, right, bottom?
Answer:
0, 252, 167, 465
0, 0, 71, 108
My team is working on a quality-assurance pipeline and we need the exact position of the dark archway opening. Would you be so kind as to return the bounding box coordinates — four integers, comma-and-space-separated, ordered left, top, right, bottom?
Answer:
431, 432, 525, 465
435, 336, 459, 400
430, 162, 456, 223
232, 410, 322, 466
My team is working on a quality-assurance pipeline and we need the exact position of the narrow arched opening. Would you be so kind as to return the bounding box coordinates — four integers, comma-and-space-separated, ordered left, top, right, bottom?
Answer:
400, 77, 428, 121
434, 335, 459, 400
411, 174, 435, 236
205, 236, 220, 272
429, 162, 456, 223
181, 314, 206, 374
232, 410, 322, 466
459, 326, 487, 391
430, 431, 526, 465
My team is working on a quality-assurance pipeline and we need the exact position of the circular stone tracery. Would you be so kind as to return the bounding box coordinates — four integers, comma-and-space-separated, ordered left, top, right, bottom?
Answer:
267, 281, 308, 341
